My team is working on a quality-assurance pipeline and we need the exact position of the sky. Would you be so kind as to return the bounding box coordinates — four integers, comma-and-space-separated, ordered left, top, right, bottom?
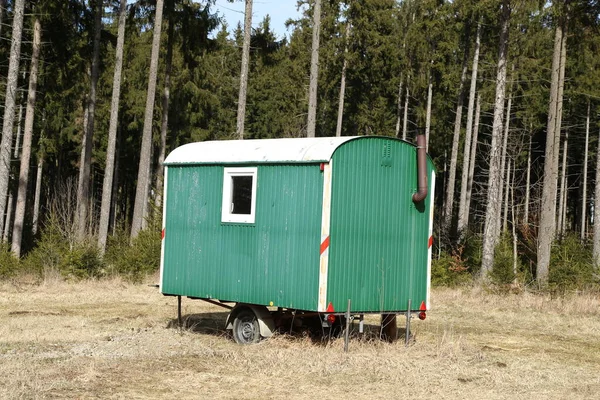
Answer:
212, 0, 303, 39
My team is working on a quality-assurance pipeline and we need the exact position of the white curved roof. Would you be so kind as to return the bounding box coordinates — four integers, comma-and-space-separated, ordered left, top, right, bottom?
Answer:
164, 137, 359, 165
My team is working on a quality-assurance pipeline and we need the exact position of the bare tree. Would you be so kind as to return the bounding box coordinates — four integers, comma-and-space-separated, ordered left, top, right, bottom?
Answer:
524, 130, 532, 225
581, 99, 590, 240
98, 0, 127, 254
465, 93, 481, 221
557, 132, 568, 236
154, 0, 176, 212
394, 77, 403, 138
131, 0, 165, 240
497, 79, 513, 236
32, 153, 43, 236
402, 81, 409, 140
538, 2, 568, 285
306, 0, 321, 138
425, 70, 433, 149
76, 0, 102, 242
0, 0, 25, 239
593, 126, 600, 269
0, 0, 5, 39
443, 36, 469, 233
457, 21, 481, 236
503, 160, 511, 232
12, 17, 42, 257
336, 23, 350, 138
480, 0, 510, 280
236, 0, 253, 139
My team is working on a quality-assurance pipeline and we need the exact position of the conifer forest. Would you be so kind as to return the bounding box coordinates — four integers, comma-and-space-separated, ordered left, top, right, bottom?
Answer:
1, 0, 600, 289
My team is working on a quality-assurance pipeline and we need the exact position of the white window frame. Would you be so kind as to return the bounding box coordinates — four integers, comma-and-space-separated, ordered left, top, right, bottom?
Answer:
221, 167, 258, 224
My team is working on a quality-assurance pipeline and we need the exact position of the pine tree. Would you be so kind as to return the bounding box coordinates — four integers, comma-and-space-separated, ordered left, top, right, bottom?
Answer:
236, 0, 253, 140
12, 17, 42, 257
0, 0, 25, 240
76, 0, 103, 242
98, 0, 127, 254
481, 0, 510, 280
307, 0, 322, 138
131, 0, 165, 240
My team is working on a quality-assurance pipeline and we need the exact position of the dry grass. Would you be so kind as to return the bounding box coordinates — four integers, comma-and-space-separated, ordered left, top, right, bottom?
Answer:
1, 277, 600, 399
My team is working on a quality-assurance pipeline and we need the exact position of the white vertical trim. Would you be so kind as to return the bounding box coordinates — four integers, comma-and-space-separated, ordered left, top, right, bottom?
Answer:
318, 161, 333, 312
159, 167, 169, 293
426, 171, 436, 310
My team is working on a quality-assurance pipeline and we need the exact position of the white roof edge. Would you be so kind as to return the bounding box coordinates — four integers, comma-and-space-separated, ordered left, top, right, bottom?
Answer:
164, 137, 360, 165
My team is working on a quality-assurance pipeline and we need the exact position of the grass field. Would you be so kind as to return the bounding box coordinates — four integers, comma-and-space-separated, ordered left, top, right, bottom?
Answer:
1, 275, 599, 399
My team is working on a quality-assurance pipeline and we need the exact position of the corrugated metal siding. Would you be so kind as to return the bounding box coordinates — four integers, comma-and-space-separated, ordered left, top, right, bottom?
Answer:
327, 137, 435, 312
161, 164, 323, 310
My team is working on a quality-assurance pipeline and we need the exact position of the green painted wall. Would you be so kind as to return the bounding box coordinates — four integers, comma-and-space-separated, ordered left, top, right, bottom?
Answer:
327, 137, 434, 312
162, 164, 323, 310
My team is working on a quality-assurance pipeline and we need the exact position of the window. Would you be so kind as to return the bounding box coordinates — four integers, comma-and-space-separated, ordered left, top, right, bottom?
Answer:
221, 167, 257, 223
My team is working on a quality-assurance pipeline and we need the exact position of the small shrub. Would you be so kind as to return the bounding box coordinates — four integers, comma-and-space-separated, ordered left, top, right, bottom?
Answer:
461, 233, 483, 277
0, 244, 20, 278
110, 225, 161, 282
490, 232, 518, 286
432, 246, 472, 287
549, 234, 595, 292
22, 213, 104, 279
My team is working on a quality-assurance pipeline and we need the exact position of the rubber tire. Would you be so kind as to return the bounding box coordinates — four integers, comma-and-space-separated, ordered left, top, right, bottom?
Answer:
232, 309, 261, 344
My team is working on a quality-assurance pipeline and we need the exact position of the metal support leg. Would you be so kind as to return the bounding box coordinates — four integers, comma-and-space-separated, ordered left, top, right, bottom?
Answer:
177, 295, 182, 329
344, 299, 351, 352
405, 298, 412, 346
359, 314, 364, 334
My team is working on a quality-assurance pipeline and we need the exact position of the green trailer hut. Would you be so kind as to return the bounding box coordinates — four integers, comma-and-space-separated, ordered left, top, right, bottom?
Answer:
160, 135, 436, 343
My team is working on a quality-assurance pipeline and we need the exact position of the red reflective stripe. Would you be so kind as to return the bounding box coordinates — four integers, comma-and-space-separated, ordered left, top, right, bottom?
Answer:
161, 228, 165, 240
320, 235, 330, 255
428, 235, 433, 248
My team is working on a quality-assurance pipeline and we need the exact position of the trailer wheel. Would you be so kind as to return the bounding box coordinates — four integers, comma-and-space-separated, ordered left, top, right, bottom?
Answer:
232, 309, 261, 344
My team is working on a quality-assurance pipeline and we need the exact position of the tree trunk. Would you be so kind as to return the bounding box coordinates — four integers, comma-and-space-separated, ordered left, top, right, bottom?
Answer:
0, 0, 5, 38
236, 0, 252, 140
154, 0, 175, 212
394, 76, 403, 138
538, 6, 568, 285
524, 130, 532, 225
306, 0, 321, 138
3, 100, 24, 242
457, 21, 481, 236
402, 81, 409, 140
511, 174, 518, 282
0, 0, 25, 240
12, 17, 41, 257
581, 99, 590, 240
497, 85, 513, 236
480, 1, 510, 280
131, 0, 165, 240
111, 127, 121, 236
336, 23, 350, 138
593, 126, 600, 270
465, 93, 481, 227
32, 154, 43, 236
98, 0, 127, 254
76, 0, 102, 242
443, 43, 469, 233
557, 133, 568, 236
503, 160, 511, 233
2, 192, 12, 242
425, 71, 433, 150
14, 103, 23, 158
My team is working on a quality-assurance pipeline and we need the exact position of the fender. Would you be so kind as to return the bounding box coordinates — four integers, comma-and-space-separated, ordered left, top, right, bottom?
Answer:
226, 303, 276, 338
